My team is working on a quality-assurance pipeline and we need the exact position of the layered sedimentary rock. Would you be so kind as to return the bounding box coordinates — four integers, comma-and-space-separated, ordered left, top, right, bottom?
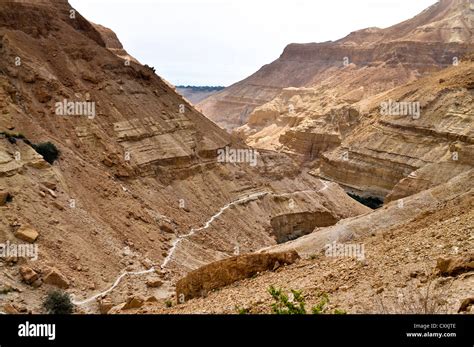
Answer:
176, 251, 300, 301
0, 0, 369, 312
199, 0, 473, 131
316, 57, 474, 199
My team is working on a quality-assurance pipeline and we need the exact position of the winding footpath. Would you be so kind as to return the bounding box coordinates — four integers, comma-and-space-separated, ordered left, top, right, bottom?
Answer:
71, 180, 330, 307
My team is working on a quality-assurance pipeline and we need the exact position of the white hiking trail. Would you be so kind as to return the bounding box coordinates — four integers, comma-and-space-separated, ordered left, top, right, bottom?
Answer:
72, 180, 330, 306
160, 191, 268, 269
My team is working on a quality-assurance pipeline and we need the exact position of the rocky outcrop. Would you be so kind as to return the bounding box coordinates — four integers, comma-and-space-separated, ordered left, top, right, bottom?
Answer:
317, 58, 474, 199
436, 254, 474, 277
270, 211, 338, 243
176, 251, 300, 301
92, 23, 139, 64
268, 169, 473, 257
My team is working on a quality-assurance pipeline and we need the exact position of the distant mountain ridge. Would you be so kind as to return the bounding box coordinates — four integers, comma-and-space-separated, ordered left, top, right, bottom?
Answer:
198, 0, 473, 130
176, 85, 225, 104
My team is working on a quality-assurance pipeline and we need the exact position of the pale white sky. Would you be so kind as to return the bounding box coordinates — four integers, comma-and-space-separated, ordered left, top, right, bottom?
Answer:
69, 0, 437, 86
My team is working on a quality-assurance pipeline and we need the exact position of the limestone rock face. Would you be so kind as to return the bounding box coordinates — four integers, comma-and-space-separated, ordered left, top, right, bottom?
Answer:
270, 211, 338, 244
317, 59, 474, 199
176, 251, 300, 301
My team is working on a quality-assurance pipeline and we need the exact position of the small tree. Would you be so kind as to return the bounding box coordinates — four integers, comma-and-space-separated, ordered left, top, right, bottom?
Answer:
43, 290, 74, 314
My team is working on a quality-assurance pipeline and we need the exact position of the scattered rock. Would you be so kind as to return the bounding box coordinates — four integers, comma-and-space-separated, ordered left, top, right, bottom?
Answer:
272, 260, 281, 271
43, 268, 70, 289
19, 266, 39, 285
98, 298, 114, 314
122, 296, 144, 310
31, 279, 43, 288
41, 180, 57, 190
146, 277, 163, 288
51, 201, 64, 211
159, 222, 174, 234
15, 226, 39, 243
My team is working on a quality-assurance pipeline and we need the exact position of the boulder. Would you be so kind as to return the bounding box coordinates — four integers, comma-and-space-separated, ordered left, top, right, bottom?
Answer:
176, 250, 300, 301
122, 296, 144, 310
15, 226, 39, 243
146, 277, 163, 288
436, 254, 474, 277
98, 298, 114, 314
19, 266, 39, 285
43, 268, 70, 289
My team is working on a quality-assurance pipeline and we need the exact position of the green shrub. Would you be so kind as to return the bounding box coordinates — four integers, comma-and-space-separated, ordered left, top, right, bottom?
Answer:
165, 300, 173, 308
32, 142, 60, 164
267, 286, 346, 315
268, 286, 306, 314
311, 293, 346, 314
235, 306, 250, 314
43, 291, 74, 314
311, 293, 329, 314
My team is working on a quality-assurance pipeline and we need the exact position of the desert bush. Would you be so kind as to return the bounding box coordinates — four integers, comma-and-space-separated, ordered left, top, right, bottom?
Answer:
268, 286, 346, 315
376, 276, 451, 314
268, 286, 306, 314
43, 290, 74, 314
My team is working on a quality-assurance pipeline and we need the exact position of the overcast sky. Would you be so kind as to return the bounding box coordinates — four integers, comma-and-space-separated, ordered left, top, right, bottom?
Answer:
69, 0, 437, 86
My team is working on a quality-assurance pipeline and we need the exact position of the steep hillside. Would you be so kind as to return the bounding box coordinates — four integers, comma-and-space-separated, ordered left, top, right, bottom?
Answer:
137, 170, 473, 314
0, 0, 368, 313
